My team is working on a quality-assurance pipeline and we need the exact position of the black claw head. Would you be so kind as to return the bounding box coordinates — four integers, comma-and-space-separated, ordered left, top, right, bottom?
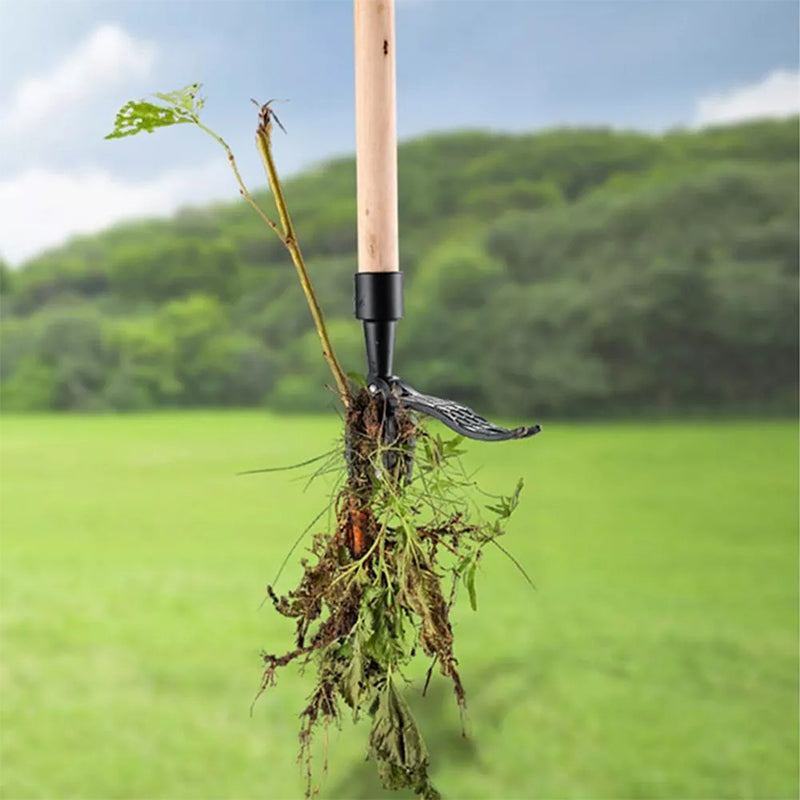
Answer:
393, 380, 541, 442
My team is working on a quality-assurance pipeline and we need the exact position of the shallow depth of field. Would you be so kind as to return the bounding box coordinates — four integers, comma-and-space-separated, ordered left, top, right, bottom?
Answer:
1, 412, 796, 800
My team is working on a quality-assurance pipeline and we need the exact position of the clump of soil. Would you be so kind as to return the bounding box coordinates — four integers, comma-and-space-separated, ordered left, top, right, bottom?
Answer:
258, 387, 523, 798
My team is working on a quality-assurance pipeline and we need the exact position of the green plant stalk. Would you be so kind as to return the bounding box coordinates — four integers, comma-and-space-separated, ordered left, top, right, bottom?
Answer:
194, 116, 350, 408
254, 117, 351, 407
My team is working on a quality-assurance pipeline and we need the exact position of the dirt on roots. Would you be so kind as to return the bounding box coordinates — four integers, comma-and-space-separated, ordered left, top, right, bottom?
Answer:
260, 387, 476, 798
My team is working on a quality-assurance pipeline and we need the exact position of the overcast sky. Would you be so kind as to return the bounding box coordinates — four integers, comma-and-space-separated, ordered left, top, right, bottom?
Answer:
0, 0, 797, 266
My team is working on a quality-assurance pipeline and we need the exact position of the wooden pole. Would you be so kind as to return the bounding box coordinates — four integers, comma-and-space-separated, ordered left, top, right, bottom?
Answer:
354, 0, 399, 274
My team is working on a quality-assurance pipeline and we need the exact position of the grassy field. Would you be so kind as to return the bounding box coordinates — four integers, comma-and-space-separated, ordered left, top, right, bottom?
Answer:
0, 413, 797, 800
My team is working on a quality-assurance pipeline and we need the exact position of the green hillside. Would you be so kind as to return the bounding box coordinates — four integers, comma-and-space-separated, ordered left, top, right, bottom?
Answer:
1, 118, 797, 415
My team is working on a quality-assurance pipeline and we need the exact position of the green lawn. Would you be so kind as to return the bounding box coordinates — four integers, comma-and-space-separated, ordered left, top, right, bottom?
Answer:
0, 414, 797, 800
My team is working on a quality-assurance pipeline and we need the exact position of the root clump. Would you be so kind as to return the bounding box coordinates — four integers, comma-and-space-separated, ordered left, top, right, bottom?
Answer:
258, 387, 525, 798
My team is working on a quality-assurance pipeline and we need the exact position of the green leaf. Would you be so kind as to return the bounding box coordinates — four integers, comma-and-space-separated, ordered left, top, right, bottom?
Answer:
465, 561, 478, 611
105, 83, 204, 140
340, 637, 366, 715
485, 477, 524, 519
368, 678, 440, 798
360, 586, 413, 667
154, 85, 205, 113
442, 434, 464, 453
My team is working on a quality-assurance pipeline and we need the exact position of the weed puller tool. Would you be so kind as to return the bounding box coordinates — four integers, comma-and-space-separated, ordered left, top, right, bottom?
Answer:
353, 0, 541, 443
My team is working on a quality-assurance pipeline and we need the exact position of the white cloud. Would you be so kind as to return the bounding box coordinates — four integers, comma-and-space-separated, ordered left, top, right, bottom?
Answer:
0, 161, 236, 265
0, 24, 156, 138
693, 69, 800, 127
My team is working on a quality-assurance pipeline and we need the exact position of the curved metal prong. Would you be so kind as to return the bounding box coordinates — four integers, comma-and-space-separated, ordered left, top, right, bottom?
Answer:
393, 380, 541, 442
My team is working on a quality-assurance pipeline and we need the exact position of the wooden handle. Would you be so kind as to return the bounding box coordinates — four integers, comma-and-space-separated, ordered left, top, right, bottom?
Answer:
354, 0, 398, 273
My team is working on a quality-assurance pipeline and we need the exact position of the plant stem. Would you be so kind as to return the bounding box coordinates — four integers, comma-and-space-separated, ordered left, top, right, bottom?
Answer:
255, 118, 351, 407
195, 120, 283, 237
197, 115, 351, 408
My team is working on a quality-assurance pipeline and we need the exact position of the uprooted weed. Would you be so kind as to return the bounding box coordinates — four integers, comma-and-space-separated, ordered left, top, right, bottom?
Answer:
257, 387, 528, 798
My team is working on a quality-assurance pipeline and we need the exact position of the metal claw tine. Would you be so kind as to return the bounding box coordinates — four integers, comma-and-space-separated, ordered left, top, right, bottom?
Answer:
393, 379, 541, 442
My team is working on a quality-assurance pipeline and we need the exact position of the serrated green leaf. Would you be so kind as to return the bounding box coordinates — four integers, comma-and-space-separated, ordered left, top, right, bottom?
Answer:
340, 637, 366, 716
105, 83, 204, 140
359, 586, 413, 667
368, 679, 440, 798
154, 83, 203, 113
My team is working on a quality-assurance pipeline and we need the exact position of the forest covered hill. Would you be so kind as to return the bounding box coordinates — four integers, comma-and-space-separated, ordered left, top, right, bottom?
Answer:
1, 117, 797, 415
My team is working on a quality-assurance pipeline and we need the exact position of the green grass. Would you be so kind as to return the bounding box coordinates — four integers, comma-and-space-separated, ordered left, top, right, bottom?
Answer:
1, 413, 797, 800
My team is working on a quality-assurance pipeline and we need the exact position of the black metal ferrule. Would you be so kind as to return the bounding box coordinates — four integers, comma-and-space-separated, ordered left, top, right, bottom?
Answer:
354, 272, 403, 381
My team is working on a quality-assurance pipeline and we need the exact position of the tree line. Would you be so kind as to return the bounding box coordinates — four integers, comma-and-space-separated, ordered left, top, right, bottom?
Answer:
1, 117, 797, 416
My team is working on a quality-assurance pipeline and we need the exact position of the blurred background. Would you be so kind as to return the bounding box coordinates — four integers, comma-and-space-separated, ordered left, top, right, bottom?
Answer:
0, 1, 797, 799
